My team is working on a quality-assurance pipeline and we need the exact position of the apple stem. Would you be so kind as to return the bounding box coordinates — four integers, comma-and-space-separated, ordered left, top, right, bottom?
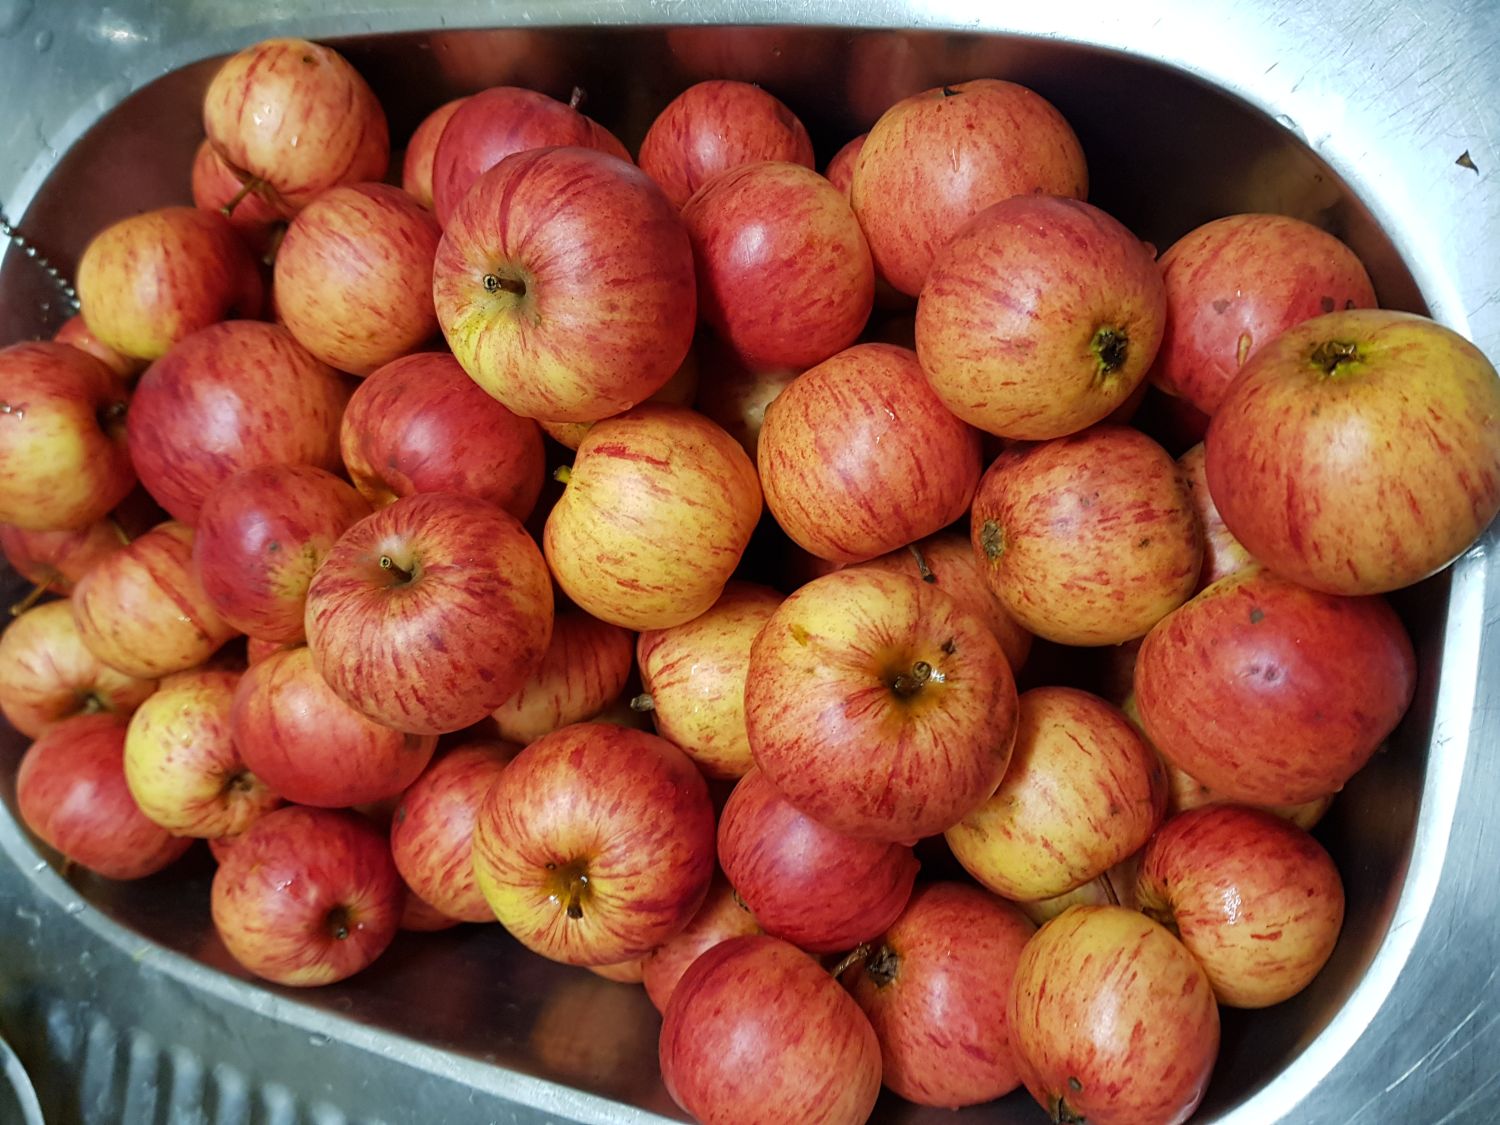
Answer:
907, 543, 936, 583
553, 465, 573, 486
219, 176, 263, 219
569, 85, 586, 110
629, 693, 655, 713
565, 872, 588, 920
379, 555, 414, 584
890, 661, 933, 698
829, 943, 872, 979
481, 273, 527, 297
1101, 875, 1120, 907
9, 582, 47, 616
326, 905, 352, 941
107, 516, 132, 546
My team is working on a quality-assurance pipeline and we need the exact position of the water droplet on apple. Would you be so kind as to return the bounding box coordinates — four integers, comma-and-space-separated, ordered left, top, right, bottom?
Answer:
33, 27, 50, 51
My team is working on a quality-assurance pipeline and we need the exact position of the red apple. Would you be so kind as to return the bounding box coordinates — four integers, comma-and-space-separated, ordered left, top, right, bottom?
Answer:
970, 426, 1202, 646
1134, 564, 1415, 805
399, 885, 461, 933
305, 491, 553, 735
401, 97, 468, 210
641, 876, 761, 1013
638, 80, 815, 210
0, 342, 134, 531
246, 636, 292, 667
339, 351, 544, 521
587, 959, 645, 984
916, 195, 1166, 439
433, 146, 696, 423
490, 611, 634, 744
850, 79, 1088, 297
659, 935, 882, 1125
759, 343, 981, 563
843, 882, 1035, 1108
1017, 856, 1143, 927
538, 343, 702, 452
1160, 753, 1332, 831
824, 134, 865, 196
0, 516, 129, 601
16, 713, 193, 879
190, 139, 283, 257
1149, 213, 1376, 415
692, 333, 800, 462
210, 806, 403, 986
1178, 442, 1254, 592
471, 722, 716, 965
745, 568, 1019, 842
1206, 309, 1500, 595
53, 314, 146, 385
1009, 905, 1218, 1125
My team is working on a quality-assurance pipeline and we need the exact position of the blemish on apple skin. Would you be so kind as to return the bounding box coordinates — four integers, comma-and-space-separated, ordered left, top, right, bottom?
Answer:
789, 624, 810, 645
1249, 607, 1264, 624
1211, 298, 1230, 314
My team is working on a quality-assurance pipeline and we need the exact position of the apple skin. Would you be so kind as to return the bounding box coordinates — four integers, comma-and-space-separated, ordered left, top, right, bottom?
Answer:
1137, 805, 1345, 1008
230, 645, 438, 807
401, 97, 468, 210
1148, 214, 1376, 415
76, 207, 264, 362
72, 521, 239, 679
682, 161, 873, 372
1017, 855, 1141, 927
538, 343, 701, 452
190, 140, 283, 257
339, 351, 545, 521
399, 886, 462, 933
1178, 442, 1254, 593
210, 806, 403, 987
1205, 309, 1500, 595
0, 600, 156, 739
970, 425, 1202, 646
122, 668, 280, 838
390, 740, 518, 922
1, 517, 127, 600
16, 713, 194, 880
471, 722, 716, 965
0, 342, 135, 531
273, 183, 443, 376
54, 314, 147, 386
1009, 905, 1218, 1125
745, 568, 1019, 842
842, 882, 1035, 1108
203, 37, 390, 217
824, 134, 865, 196
916, 195, 1167, 440
850, 79, 1088, 297
1134, 564, 1415, 805
638, 80, 816, 210
691, 332, 800, 462
305, 491, 554, 735
659, 934, 882, 1125
946, 686, 1167, 901
717, 768, 919, 954
428, 86, 629, 226
490, 611, 634, 744
635, 581, 782, 779
193, 464, 371, 645
433, 146, 696, 423
543, 405, 761, 630
127, 321, 351, 526
758, 343, 981, 563
641, 876, 761, 1013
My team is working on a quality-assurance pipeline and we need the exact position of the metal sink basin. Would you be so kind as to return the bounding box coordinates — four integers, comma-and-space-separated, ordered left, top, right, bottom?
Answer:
1, 3, 1497, 1123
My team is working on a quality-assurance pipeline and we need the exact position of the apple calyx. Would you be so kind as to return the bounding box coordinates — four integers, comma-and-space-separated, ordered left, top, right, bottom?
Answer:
979, 519, 1007, 561
221, 770, 255, 796
326, 905, 353, 941
629, 693, 655, 713
1309, 338, 1362, 378
863, 942, 901, 988
1089, 325, 1129, 380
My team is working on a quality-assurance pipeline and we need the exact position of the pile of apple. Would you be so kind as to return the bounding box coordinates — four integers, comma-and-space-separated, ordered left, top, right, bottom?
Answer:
2, 32, 1498, 1125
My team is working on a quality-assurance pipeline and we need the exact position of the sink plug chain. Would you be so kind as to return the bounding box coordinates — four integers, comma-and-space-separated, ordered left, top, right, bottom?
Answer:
0, 205, 81, 314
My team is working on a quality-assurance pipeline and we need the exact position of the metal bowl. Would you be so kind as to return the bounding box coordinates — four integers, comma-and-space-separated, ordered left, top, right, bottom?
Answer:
0, 4, 1496, 1123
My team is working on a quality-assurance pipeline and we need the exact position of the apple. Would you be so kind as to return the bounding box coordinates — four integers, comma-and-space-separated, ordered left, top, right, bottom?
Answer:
0, 599, 156, 739
210, 805, 403, 986
53, 314, 146, 385
850, 79, 1088, 297
203, 37, 389, 217
16, 713, 193, 879
758, 343, 981, 563
1178, 442, 1254, 592
1017, 855, 1142, 926
72, 521, 238, 679
399, 886, 461, 933
745, 567, 1018, 842
544, 405, 761, 630
1206, 309, 1500, 595
428, 86, 629, 226
76, 207, 263, 362
691, 332, 800, 462
638, 80, 815, 210
246, 636, 292, 667
190, 139, 283, 257
824, 134, 865, 196
1134, 564, 1416, 805
401, 97, 468, 210
842, 882, 1035, 1108
433, 146, 696, 423
273, 183, 443, 376
588, 959, 647, 984
970, 425, 1202, 646
538, 343, 701, 452
0, 342, 135, 531
0, 516, 129, 602
1149, 213, 1376, 415
717, 768, 919, 953
471, 722, 716, 965
490, 611, 634, 744
340, 351, 545, 521
122, 668, 279, 838
916, 195, 1167, 440
390, 740, 517, 922
305, 491, 553, 735
659, 935, 882, 1125
946, 686, 1167, 901
1137, 805, 1345, 1008
1164, 758, 1331, 831
1009, 905, 1218, 1125
641, 876, 761, 1013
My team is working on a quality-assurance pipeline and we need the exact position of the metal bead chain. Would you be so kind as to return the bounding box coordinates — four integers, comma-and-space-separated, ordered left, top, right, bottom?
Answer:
0, 205, 80, 314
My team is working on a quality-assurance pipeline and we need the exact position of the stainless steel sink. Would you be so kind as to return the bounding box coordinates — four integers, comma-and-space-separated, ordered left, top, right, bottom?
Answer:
1, 3, 1497, 1123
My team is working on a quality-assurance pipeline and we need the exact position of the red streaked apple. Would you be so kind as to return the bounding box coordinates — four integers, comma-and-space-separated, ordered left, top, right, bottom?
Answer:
54, 314, 146, 386
641, 876, 761, 1013
401, 97, 467, 210
0, 516, 130, 601
824, 133, 865, 196
246, 636, 291, 667
1179, 442, 1254, 592
433, 146, 696, 423
472, 722, 716, 965
1016, 855, 1142, 927
210, 806, 403, 986
758, 343, 981, 563
305, 491, 553, 735
190, 139, 283, 257
399, 886, 461, 933
537, 342, 701, 452
745, 568, 1018, 842
490, 611, 634, 744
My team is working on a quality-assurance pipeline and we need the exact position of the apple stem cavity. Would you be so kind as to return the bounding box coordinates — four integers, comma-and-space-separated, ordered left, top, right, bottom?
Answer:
629, 693, 655, 713
326, 905, 352, 941
1310, 339, 1362, 378
829, 943, 872, 979
1090, 325, 1129, 379
890, 660, 934, 698
9, 581, 47, 616
907, 543, 936, 583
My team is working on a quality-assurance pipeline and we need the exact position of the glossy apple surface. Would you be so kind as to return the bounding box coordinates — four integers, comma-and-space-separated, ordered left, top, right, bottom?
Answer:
641, 876, 761, 1013
490, 611, 634, 744
401, 97, 467, 210
190, 140, 283, 257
